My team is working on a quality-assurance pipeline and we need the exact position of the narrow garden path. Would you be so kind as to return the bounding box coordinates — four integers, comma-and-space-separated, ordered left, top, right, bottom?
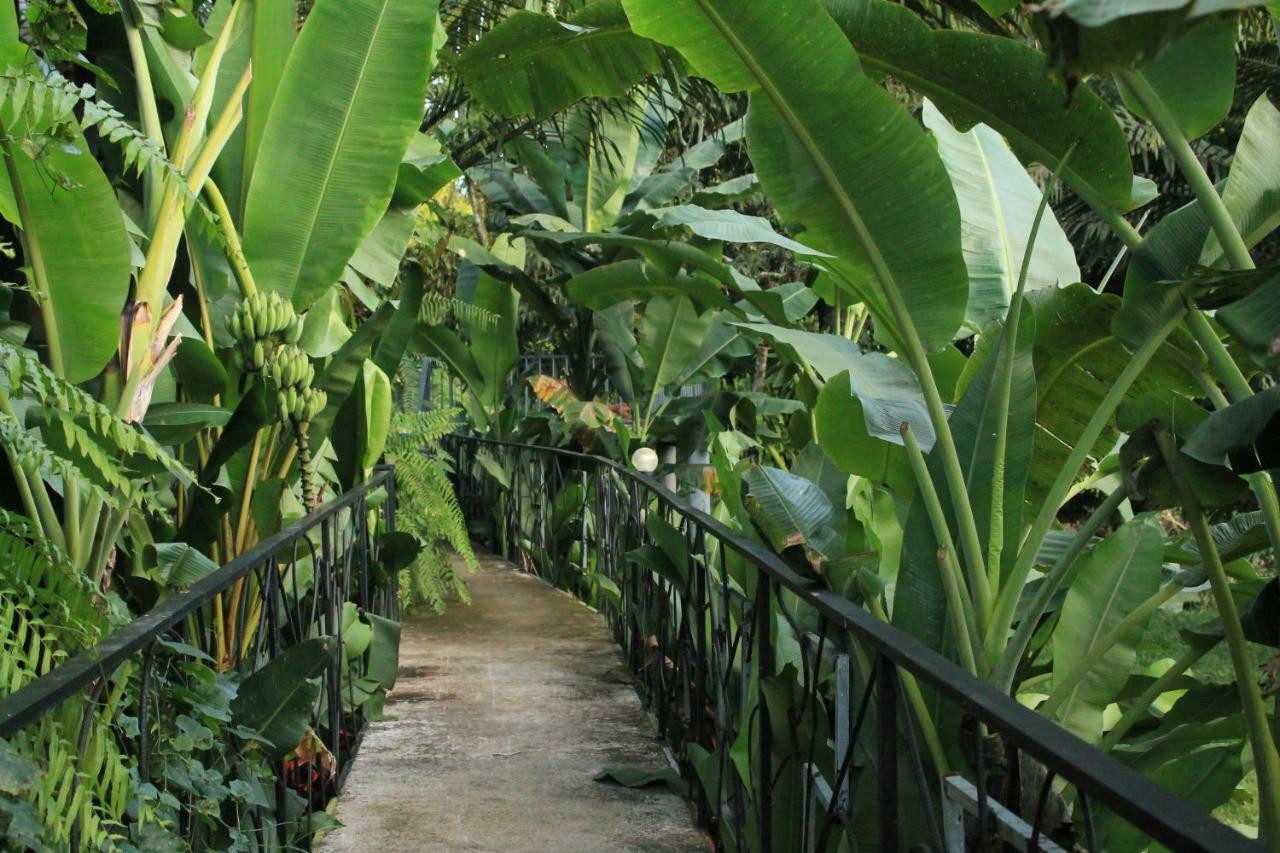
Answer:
320, 553, 708, 852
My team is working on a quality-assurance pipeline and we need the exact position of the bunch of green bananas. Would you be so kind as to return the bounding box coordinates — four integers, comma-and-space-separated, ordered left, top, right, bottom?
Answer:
268, 344, 325, 426
267, 345, 315, 393
226, 292, 302, 372
278, 386, 327, 426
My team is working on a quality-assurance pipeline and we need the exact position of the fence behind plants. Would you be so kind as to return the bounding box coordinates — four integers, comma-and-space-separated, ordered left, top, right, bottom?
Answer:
0, 467, 400, 849
446, 435, 1263, 853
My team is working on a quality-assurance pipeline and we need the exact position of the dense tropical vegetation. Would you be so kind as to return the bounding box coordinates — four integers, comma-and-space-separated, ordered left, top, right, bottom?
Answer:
1, 0, 1279, 849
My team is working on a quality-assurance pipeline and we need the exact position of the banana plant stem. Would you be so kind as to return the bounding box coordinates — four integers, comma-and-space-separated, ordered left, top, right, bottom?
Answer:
1039, 582, 1181, 719
1098, 640, 1216, 752
0, 383, 61, 548
203, 178, 258, 298
889, 302, 994, 626
988, 310, 1185, 670
986, 150, 1066, 597
1155, 426, 1280, 848
1116, 71, 1254, 272
902, 424, 982, 676
0, 132, 64, 380
864, 593, 950, 774
993, 485, 1127, 693
1111, 71, 1280, 563
89, 508, 126, 587
234, 430, 264, 554
119, 1, 166, 228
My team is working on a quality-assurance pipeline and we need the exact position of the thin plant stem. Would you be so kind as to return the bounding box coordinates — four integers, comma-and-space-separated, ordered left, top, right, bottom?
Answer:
986, 170, 1059, 596
1098, 640, 1216, 752
203, 178, 259, 298
1039, 582, 1182, 719
862, 592, 950, 774
1111, 71, 1280, 564
235, 430, 265, 554
1155, 426, 1280, 848
1116, 71, 1254, 272
993, 486, 1127, 692
987, 310, 1186, 669
902, 424, 981, 676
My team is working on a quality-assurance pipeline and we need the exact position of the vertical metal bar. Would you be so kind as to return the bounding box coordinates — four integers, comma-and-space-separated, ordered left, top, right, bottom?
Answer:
756, 578, 774, 853
878, 657, 900, 853
834, 653, 851, 815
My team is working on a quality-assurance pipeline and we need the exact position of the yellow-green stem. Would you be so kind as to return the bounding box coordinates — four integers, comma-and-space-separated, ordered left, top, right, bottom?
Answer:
1098, 640, 1216, 752
203, 178, 258, 297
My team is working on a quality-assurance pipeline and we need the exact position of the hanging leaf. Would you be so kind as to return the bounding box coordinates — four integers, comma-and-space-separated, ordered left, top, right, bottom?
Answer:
743, 466, 842, 560
823, 0, 1136, 212
736, 324, 936, 449
639, 205, 832, 257
1116, 17, 1237, 141
232, 638, 337, 759
454, 0, 672, 119
1202, 95, 1280, 268
623, 0, 969, 351
566, 260, 727, 311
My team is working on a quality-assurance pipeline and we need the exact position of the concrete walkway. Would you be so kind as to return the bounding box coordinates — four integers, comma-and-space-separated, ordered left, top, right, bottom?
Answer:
320, 553, 708, 852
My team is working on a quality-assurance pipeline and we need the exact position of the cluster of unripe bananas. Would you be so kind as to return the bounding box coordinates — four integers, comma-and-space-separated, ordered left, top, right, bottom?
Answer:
227, 292, 303, 373
227, 294, 324, 426
267, 345, 327, 426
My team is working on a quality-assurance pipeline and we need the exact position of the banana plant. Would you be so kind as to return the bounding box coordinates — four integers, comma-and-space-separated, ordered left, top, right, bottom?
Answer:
620, 0, 1280, 844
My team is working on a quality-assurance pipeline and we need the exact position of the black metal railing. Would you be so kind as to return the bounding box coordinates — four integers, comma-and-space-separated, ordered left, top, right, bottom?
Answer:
447, 435, 1263, 853
0, 466, 399, 849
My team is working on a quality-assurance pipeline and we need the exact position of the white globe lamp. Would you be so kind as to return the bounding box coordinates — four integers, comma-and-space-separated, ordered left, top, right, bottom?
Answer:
631, 447, 659, 474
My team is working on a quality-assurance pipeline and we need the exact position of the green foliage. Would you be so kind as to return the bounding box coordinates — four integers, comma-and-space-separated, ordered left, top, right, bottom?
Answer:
387, 407, 477, 612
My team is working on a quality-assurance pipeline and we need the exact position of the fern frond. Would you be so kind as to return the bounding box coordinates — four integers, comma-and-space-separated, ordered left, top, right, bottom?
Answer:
386, 408, 477, 611
0, 522, 131, 849
1, 343, 197, 490
0, 67, 223, 241
420, 292, 499, 328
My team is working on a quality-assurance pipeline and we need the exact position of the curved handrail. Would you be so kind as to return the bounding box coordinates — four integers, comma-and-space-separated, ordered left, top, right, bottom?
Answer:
0, 466, 396, 737
452, 434, 1262, 853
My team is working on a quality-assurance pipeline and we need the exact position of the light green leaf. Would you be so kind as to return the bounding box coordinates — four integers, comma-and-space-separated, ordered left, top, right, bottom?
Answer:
922, 100, 1078, 331
348, 206, 417, 288
641, 205, 831, 256
361, 361, 392, 471
1052, 516, 1164, 743
298, 288, 353, 358
148, 542, 220, 586
394, 133, 461, 206
1202, 95, 1280, 267
0, 129, 132, 383
243, 0, 439, 308
638, 295, 712, 396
